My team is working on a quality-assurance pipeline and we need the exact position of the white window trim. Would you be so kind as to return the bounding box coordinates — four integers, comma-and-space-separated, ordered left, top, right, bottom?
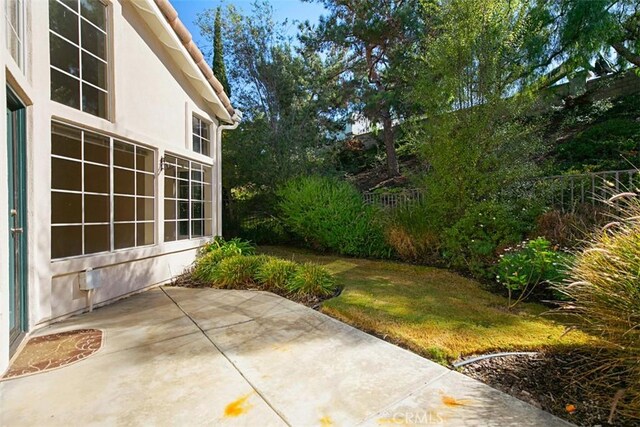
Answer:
163, 153, 213, 242
49, 0, 111, 120
51, 121, 157, 261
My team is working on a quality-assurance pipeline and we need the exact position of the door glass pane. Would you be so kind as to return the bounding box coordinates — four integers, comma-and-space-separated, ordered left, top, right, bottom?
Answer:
84, 194, 109, 223
51, 157, 81, 191
84, 163, 109, 193
191, 220, 203, 237
164, 199, 176, 220
51, 225, 82, 258
164, 177, 176, 198
52, 123, 81, 159
85, 224, 109, 254
51, 69, 80, 109
50, 33, 79, 76
178, 220, 189, 240
178, 201, 189, 220
51, 191, 82, 224
114, 223, 135, 250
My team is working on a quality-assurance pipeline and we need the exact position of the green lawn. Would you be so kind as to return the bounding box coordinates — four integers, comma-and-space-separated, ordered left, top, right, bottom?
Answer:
259, 246, 593, 363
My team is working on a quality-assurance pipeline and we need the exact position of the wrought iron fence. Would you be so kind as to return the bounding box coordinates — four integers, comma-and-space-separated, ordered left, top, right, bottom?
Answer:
362, 188, 425, 209
530, 169, 640, 212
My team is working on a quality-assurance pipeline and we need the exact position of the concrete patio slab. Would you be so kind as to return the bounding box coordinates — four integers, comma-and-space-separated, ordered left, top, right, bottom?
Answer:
1, 287, 571, 426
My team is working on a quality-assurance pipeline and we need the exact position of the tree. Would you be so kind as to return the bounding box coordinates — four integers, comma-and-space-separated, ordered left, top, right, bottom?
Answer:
212, 7, 230, 96
302, 0, 430, 178
196, 1, 345, 191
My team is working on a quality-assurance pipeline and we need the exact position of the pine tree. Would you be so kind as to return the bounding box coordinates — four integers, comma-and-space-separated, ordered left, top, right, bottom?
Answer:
212, 7, 230, 96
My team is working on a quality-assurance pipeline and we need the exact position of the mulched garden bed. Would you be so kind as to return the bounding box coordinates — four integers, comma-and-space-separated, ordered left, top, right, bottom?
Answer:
169, 270, 341, 309
461, 350, 634, 426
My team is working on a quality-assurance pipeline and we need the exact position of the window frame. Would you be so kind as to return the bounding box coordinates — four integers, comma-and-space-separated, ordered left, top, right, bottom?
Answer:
163, 154, 213, 242
49, 0, 111, 120
191, 114, 211, 157
50, 121, 157, 261
5, 0, 26, 70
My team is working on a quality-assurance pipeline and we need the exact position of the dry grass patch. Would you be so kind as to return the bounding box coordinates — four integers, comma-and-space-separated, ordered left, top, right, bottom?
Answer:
260, 246, 593, 363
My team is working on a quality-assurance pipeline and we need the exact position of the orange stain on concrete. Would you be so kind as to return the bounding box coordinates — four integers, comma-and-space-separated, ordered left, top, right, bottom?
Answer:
442, 395, 472, 407
319, 415, 333, 426
224, 393, 253, 417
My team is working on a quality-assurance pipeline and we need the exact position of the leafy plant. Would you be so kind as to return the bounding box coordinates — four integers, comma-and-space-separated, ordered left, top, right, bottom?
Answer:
557, 191, 640, 421
497, 237, 572, 308
442, 201, 529, 279
201, 236, 255, 257
255, 258, 298, 290
211, 255, 268, 288
192, 249, 229, 282
288, 263, 337, 297
277, 176, 390, 258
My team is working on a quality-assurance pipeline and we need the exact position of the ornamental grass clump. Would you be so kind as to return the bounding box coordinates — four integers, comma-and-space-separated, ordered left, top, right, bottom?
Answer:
557, 191, 640, 421
255, 258, 298, 291
288, 263, 337, 297
211, 255, 269, 288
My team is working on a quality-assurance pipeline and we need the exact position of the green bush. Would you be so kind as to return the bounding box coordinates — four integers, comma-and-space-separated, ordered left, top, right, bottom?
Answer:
192, 249, 228, 282
255, 258, 298, 290
277, 176, 390, 258
201, 237, 255, 257
443, 201, 528, 279
384, 201, 442, 264
211, 255, 269, 288
497, 237, 572, 307
288, 263, 337, 296
557, 192, 640, 420
239, 216, 291, 245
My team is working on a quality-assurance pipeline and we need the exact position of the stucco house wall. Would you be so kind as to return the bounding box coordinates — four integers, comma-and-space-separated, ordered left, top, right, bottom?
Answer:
0, 0, 235, 374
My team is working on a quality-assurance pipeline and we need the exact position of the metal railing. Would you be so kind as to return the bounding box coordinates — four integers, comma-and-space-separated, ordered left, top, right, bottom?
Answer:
362, 188, 425, 209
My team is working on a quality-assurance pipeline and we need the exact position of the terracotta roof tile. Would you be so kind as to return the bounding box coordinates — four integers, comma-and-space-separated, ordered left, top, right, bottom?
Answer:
154, 0, 234, 117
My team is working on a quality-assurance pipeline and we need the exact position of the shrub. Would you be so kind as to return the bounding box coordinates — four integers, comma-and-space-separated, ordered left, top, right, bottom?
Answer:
442, 201, 529, 279
277, 176, 390, 258
211, 255, 269, 288
192, 249, 228, 282
496, 237, 572, 307
239, 216, 291, 245
255, 258, 298, 290
533, 206, 605, 248
288, 263, 337, 296
384, 201, 442, 264
201, 237, 255, 257
557, 192, 640, 420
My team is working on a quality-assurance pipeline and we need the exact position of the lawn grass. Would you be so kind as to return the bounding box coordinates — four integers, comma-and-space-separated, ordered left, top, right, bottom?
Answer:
259, 246, 593, 364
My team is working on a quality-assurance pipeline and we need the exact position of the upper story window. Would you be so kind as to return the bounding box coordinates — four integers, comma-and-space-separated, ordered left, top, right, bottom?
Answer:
192, 116, 210, 156
49, 0, 109, 119
5, 0, 25, 70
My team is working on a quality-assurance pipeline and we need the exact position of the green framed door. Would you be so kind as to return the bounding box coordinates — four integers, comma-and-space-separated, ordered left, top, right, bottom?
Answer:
7, 87, 27, 353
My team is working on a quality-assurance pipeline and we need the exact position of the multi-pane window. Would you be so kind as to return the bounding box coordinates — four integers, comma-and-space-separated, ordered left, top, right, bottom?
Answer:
164, 155, 212, 241
51, 122, 155, 259
5, 0, 25, 69
192, 116, 210, 156
49, 0, 108, 119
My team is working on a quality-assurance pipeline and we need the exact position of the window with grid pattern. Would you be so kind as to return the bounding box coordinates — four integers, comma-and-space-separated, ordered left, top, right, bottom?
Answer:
51, 122, 155, 259
49, 0, 109, 119
163, 155, 212, 241
6, 0, 25, 69
192, 116, 210, 156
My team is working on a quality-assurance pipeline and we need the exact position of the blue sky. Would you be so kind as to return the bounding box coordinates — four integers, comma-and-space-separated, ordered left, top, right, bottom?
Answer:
171, 0, 327, 45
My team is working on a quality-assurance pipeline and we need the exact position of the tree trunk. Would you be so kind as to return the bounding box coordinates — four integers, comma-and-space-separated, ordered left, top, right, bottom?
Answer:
381, 107, 400, 177
612, 42, 640, 68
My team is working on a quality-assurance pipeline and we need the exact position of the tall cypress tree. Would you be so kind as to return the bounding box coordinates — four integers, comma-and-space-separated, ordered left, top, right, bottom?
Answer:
212, 7, 231, 97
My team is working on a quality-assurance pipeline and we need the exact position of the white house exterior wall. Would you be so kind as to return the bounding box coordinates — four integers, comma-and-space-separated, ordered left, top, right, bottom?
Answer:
0, 0, 228, 374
